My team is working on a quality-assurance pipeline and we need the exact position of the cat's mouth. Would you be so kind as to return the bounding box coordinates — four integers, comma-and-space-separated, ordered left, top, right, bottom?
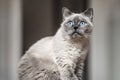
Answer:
70, 31, 85, 39
72, 31, 83, 36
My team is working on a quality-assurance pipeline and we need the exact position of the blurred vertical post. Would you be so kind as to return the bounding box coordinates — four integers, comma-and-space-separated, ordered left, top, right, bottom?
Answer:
90, 0, 120, 80
0, 0, 22, 80
89, 0, 112, 80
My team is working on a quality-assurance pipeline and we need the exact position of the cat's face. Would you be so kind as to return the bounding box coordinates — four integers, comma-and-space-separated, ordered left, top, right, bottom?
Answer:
61, 7, 94, 39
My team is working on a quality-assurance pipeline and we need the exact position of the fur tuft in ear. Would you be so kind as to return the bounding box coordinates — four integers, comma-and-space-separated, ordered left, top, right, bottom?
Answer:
83, 8, 93, 21
62, 7, 72, 19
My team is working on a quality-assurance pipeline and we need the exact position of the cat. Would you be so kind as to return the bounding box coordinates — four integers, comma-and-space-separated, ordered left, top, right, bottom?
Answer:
18, 7, 94, 80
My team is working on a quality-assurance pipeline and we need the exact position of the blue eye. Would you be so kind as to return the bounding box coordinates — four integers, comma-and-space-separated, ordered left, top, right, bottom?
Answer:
78, 21, 86, 27
66, 21, 74, 27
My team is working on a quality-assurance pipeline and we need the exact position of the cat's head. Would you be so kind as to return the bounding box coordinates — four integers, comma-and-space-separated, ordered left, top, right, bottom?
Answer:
61, 7, 94, 40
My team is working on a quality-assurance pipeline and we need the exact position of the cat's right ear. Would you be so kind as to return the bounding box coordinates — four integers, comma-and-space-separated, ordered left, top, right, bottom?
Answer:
83, 8, 93, 22
62, 7, 72, 19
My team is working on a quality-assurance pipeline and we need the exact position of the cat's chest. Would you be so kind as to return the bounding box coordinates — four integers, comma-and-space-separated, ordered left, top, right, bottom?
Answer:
53, 40, 88, 66
55, 41, 85, 57
65, 44, 82, 56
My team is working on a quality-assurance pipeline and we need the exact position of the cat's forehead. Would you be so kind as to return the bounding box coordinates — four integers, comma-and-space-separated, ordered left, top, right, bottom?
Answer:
66, 14, 87, 21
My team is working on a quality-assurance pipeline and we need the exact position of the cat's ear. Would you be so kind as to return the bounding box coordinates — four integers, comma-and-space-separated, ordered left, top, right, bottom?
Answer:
62, 7, 72, 19
83, 8, 93, 22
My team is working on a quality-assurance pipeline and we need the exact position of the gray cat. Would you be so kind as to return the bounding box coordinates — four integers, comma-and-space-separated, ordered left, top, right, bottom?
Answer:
18, 7, 94, 80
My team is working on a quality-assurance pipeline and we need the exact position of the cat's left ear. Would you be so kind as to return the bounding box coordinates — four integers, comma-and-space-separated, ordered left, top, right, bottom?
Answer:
62, 7, 73, 19
83, 8, 93, 22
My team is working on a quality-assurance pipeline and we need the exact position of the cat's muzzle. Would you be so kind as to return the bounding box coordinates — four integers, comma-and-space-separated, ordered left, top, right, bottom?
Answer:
72, 29, 84, 36
71, 30, 84, 39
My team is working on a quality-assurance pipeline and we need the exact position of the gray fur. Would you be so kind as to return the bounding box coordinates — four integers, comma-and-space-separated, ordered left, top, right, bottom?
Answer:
18, 7, 94, 80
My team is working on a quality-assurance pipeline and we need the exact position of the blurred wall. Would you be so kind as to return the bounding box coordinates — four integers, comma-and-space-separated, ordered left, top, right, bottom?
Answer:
23, 0, 53, 52
0, 0, 22, 80
90, 0, 120, 80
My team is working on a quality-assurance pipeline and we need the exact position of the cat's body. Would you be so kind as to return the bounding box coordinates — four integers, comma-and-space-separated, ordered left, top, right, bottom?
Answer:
18, 7, 93, 80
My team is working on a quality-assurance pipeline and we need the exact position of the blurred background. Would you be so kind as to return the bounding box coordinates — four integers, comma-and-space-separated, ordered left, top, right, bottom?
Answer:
0, 0, 120, 80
